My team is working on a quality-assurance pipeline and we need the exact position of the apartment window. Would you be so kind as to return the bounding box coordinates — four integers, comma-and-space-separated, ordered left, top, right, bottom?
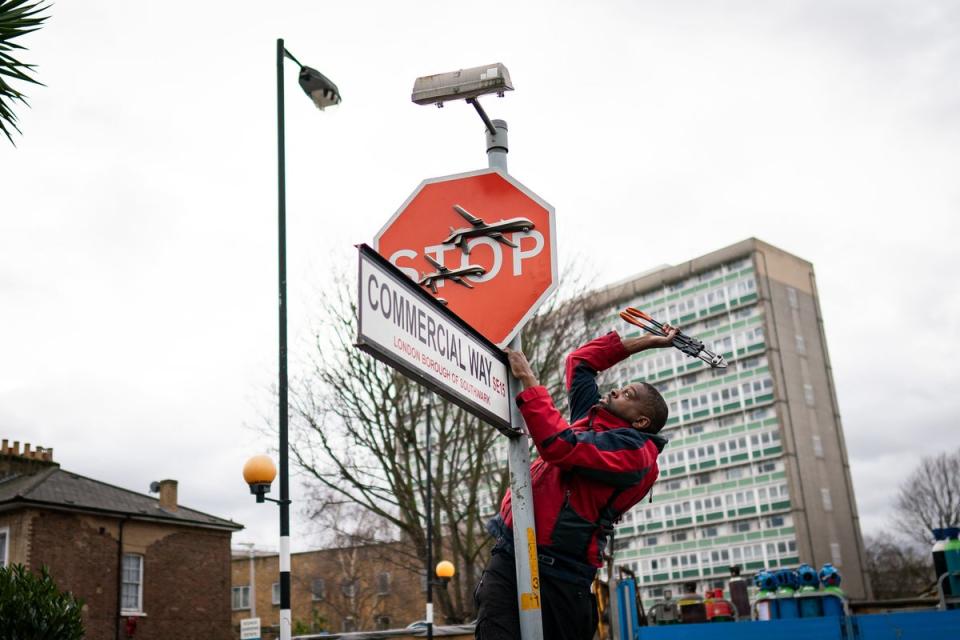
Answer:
767, 516, 785, 528
272, 582, 280, 605
702, 527, 718, 538
232, 586, 251, 610
755, 461, 776, 474
803, 384, 816, 406
734, 521, 751, 533
812, 435, 824, 458
786, 286, 799, 309
645, 536, 659, 547
830, 542, 843, 566
821, 488, 833, 511
794, 334, 806, 354
693, 473, 712, 486
376, 572, 391, 595
311, 577, 326, 601
726, 467, 744, 481
671, 531, 688, 543
121, 554, 143, 613
0, 527, 8, 567
341, 579, 358, 598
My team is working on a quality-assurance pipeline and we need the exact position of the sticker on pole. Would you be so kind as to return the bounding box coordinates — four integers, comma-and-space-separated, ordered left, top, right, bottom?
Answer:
356, 244, 513, 431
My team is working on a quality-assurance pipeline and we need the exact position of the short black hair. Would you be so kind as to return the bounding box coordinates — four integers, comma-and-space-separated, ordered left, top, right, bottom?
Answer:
638, 382, 669, 433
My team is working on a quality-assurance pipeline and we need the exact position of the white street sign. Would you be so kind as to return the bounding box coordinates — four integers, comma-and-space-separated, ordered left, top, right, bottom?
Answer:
240, 617, 261, 640
357, 245, 512, 430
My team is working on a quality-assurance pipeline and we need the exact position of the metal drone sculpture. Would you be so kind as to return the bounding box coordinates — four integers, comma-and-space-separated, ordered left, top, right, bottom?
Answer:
441, 204, 535, 254
418, 254, 486, 293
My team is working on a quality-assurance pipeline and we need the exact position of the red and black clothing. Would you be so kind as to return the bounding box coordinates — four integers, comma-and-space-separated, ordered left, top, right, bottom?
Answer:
475, 332, 667, 639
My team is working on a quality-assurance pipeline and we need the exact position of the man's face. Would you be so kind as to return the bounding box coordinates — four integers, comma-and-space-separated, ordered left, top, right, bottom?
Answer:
600, 383, 651, 429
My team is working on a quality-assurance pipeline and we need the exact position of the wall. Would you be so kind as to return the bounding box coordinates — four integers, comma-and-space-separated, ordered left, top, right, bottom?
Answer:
232, 543, 428, 637
7, 507, 234, 640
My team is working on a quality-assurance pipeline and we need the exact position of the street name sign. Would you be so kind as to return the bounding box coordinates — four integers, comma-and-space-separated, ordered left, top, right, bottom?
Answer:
239, 617, 261, 640
356, 244, 513, 432
374, 169, 557, 348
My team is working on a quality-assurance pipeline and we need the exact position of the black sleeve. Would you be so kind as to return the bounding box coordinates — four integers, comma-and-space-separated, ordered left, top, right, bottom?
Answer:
568, 361, 600, 423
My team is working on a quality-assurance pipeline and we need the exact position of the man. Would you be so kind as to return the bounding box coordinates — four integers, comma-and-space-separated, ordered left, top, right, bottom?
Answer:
474, 326, 678, 640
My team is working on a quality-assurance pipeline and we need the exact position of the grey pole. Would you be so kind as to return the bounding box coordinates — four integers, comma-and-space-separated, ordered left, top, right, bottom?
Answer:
487, 120, 544, 640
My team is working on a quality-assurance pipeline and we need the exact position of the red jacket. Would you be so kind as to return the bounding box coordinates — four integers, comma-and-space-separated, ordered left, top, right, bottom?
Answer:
491, 332, 667, 573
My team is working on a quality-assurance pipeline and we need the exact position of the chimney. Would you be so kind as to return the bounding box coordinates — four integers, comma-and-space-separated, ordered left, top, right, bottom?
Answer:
1, 438, 58, 475
158, 479, 178, 512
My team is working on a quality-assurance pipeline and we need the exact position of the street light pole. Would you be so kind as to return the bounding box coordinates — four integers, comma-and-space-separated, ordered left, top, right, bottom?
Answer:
425, 403, 434, 640
272, 38, 341, 640
275, 36, 293, 640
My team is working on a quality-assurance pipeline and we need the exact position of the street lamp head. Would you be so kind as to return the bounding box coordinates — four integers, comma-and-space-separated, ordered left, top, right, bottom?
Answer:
435, 560, 455, 580
411, 63, 513, 107
298, 66, 341, 110
243, 454, 277, 503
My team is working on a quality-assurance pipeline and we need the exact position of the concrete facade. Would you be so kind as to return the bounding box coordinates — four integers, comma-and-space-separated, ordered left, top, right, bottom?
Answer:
581, 238, 870, 600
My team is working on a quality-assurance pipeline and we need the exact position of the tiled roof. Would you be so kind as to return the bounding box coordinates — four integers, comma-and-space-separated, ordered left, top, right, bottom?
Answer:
0, 467, 242, 531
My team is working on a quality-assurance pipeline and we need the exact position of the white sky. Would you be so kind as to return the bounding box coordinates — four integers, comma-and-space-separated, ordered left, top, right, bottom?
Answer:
2, 0, 958, 553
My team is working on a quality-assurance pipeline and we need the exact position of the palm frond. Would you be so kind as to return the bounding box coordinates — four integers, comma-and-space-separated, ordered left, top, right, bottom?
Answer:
0, 0, 49, 144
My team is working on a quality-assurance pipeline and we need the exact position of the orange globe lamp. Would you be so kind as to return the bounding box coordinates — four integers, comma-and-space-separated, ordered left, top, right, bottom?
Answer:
435, 560, 455, 581
243, 454, 277, 503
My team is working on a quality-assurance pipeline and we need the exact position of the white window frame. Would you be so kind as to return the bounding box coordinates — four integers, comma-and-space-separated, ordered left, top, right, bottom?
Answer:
830, 542, 843, 566
0, 526, 9, 568
272, 582, 280, 605
311, 577, 325, 601
821, 488, 833, 512
232, 585, 251, 610
120, 553, 144, 614
376, 571, 391, 596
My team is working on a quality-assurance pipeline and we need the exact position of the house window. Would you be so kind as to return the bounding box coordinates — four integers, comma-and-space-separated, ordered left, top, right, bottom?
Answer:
272, 582, 280, 605
311, 578, 325, 601
121, 554, 143, 613
821, 488, 833, 512
376, 572, 391, 595
375, 615, 392, 630
232, 586, 251, 610
0, 527, 8, 567
342, 617, 357, 632
341, 578, 358, 598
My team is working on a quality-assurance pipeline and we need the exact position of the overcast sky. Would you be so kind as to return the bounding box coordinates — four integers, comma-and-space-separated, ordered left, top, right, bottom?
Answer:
2, 0, 958, 554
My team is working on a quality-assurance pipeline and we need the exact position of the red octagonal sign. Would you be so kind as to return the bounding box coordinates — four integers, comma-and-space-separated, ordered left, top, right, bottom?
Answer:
374, 169, 557, 348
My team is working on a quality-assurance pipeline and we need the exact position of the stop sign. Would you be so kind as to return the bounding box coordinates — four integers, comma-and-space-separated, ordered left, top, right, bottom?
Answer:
374, 169, 557, 347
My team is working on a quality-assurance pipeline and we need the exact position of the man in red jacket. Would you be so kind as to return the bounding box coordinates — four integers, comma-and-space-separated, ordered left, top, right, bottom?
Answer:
474, 326, 677, 640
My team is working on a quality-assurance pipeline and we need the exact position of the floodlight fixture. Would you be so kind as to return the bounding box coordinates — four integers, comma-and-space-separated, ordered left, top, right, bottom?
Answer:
299, 66, 342, 111
411, 63, 512, 107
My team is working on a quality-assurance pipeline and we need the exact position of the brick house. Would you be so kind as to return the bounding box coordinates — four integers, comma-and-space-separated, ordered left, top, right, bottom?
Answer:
231, 541, 430, 637
0, 440, 243, 640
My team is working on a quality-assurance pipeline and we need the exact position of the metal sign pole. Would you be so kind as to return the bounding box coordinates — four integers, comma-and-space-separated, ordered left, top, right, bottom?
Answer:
487, 120, 544, 640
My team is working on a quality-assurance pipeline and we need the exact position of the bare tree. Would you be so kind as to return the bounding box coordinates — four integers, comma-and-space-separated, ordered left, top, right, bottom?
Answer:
894, 448, 960, 546
863, 534, 934, 599
289, 264, 592, 623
